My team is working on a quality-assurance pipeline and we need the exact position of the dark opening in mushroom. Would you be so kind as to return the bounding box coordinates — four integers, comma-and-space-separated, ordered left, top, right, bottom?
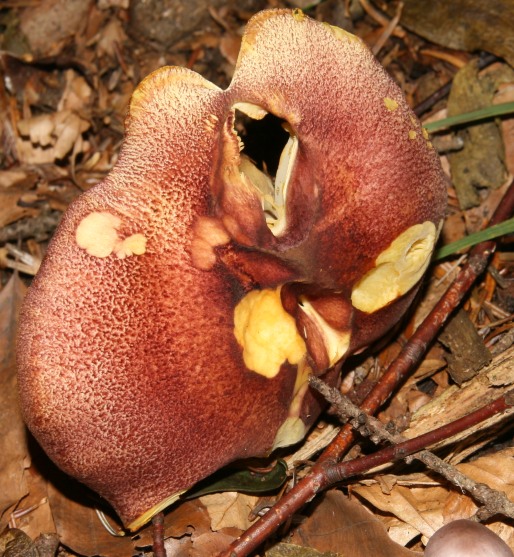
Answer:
235, 110, 290, 177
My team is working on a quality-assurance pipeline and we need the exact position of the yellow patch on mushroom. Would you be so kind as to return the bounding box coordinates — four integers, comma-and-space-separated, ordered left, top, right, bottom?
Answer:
422, 127, 430, 140
384, 97, 399, 111
127, 489, 186, 533
191, 216, 230, 271
324, 22, 363, 44
292, 8, 306, 21
116, 234, 147, 259
273, 417, 307, 450
351, 221, 437, 313
272, 359, 311, 449
76, 212, 122, 258
233, 102, 268, 120
204, 113, 219, 133
76, 212, 147, 259
234, 287, 306, 378
409, 130, 417, 140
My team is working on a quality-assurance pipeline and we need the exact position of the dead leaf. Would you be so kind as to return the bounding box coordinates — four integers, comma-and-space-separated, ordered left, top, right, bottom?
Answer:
289, 490, 418, 557
0, 189, 37, 229
353, 448, 514, 550
447, 61, 507, 209
399, 0, 514, 68
199, 491, 260, 531
267, 543, 340, 557
45, 476, 136, 557
403, 345, 514, 462
17, 110, 90, 164
20, 0, 93, 57
0, 274, 29, 530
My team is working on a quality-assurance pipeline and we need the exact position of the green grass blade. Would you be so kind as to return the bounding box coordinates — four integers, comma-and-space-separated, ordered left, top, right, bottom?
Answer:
434, 217, 514, 261
424, 102, 514, 133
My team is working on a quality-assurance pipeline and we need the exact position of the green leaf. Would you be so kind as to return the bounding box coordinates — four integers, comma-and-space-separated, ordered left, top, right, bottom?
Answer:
424, 101, 514, 133
184, 459, 288, 499
433, 217, 514, 260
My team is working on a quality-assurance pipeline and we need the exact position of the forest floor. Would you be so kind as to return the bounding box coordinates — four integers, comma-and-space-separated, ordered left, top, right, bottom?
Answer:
1, 1, 514, 556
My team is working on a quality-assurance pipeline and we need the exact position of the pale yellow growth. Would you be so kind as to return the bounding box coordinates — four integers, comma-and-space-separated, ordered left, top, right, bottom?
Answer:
324, 22, 362, 44
238, 132, 298, 238
409, 130, 417, 140
76, 212, 121, 258
127, 489, 185, 532
384, 97, 399, 111
191, 216, 230, 271
76, 212, 147, 259
266, 134, 298, 236
422, 127, 429, 140
299, 299, 351, 366
204, 113, 219, 133
351, 221, 437, 313
292, 8, 306, 21
233, 102, 268, 120
240, 156, 274, 199
272, 417, 307, 450
234, 287, 306, 378
116, 234, 147, 258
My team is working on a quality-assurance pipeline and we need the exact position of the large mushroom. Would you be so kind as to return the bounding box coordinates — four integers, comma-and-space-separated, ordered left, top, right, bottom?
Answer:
17, 9, 447, 530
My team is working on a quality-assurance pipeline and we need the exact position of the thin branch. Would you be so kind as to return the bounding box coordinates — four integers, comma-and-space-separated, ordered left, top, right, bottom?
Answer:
310, 377, 514, 521
152, 512, 167, 557
219, 390, 514, 557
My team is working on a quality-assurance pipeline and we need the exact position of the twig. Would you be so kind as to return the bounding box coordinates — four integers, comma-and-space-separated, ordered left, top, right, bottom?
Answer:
152, 512, 167, 557
219, 181, 514, 557
372, 2, 403, 56
358, 0, 406, 39
325, 389, 514, 483
219, 389, 514, 557
310, 377, 514, 521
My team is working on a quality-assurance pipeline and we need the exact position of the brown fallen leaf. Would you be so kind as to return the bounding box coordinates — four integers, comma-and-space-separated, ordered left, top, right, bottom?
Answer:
399, 0, 514, 68
20, 0, 92, 57
289, 490, 418, 557
0, 274, 29, 531
267, 543, 340, 557
200, 491, 260, 532
353, 447, 514, 550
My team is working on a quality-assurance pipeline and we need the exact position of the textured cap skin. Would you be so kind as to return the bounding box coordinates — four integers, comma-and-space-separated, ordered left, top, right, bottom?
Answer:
17, 10, 447, 529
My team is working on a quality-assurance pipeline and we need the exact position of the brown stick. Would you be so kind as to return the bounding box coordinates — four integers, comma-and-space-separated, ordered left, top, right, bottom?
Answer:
326, 389, 514, 483
220, 182, 514, 556
152, 512, 167, 557
220, 390, 514, 557
311, 376, 514, 520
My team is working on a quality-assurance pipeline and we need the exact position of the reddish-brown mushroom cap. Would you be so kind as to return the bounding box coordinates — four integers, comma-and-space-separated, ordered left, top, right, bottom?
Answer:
17, 9, 447, 530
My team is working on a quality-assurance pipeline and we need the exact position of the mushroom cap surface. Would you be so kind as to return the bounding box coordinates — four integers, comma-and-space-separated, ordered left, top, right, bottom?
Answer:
17, 9, 447, 529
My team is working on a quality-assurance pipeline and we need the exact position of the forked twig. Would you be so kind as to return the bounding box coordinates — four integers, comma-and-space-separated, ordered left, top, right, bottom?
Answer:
219, 182, 514, 557
311, 377, 514, 521
219, 389, 514, 557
